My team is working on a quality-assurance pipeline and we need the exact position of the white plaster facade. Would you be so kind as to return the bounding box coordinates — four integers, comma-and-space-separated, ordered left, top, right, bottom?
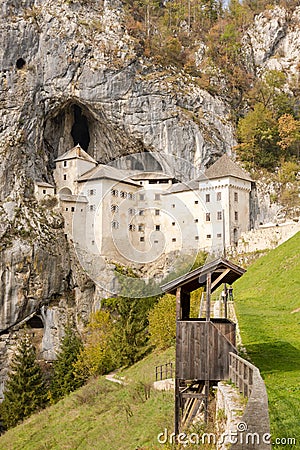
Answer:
51, 145, 253, 265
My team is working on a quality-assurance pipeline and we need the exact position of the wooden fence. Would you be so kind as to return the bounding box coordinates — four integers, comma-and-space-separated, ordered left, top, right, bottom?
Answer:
155, 362, 175, 381
229, 352, 254, 397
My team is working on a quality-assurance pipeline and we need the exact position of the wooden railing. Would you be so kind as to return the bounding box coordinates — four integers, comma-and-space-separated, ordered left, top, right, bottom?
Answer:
155, 362, 175, 381
229, 352, 254, 397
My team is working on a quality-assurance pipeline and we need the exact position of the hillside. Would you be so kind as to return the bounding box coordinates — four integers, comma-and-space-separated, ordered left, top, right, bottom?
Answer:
234, 231, 300, 447
0, 347, 175, 450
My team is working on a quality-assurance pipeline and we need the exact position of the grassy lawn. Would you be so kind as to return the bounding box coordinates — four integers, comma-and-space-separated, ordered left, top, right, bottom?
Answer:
0, 348, 175, 450
234, 232, 300, 449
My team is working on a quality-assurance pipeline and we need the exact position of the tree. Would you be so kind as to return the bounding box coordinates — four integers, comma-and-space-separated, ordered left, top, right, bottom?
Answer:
74, 311, 116, 382
50, 327, 84, 403
278, 114, 300, 158
0, 334, 48, 429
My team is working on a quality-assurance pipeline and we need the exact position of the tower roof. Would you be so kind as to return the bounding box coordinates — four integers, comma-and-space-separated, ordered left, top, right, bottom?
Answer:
54, 144, 97, 164
77, 164, 140, 186
204, 154, 252, 182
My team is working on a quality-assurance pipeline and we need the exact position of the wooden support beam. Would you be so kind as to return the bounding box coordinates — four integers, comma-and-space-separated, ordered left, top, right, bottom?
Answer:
182, 393, 205, 400
211, 268, 230, 291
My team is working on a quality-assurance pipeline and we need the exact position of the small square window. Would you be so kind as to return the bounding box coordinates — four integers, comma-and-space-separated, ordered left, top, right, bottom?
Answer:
206, 213, 211, 222
155, 209, 160, 216
140, 236, 145, 242
195, 236, 199, 240
91, 240, 95, 246
172, 238, 176, 242
172, 222, 175, 226
128, 224, 136, 231
194, 218, 198, 223
217, 233, 222, 238
155, 225, 160, 231
195, 200, 199, 204
217, 192, 221, 201
206, 234, 211, 239
120, 191, 127, 199
154, 240, 158, 244
111, 189, 118, 197
90, 205, 96, 212
206, 194, 210, 202
172, 204, 175, 208
139, 193, 145, 201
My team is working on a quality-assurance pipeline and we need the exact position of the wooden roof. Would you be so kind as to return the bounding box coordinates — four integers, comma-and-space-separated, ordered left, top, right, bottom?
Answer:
161, 258, 246, 295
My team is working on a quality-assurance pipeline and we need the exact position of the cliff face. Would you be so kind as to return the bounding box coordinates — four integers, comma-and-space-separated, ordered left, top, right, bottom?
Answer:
0, 1, 300, 367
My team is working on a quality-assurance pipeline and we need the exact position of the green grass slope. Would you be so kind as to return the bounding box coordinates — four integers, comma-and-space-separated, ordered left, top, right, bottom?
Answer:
234, 231, 300, 448
0, 347, 175, 450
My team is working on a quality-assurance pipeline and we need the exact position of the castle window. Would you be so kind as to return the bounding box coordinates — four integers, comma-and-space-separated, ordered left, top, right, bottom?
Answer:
111, 204, 119, 213
217, 233, 222, 238
155, 194, 161, 200
195, 236, 199, 240
155, 225, 160, 231
16, 58, 26, 70
138, 224, 144, 232
195, 200, 199, 204
89, 189, 96, 196
206, 234, 211, 239
111, 189, 118, 197
112, 221, 119, 229
90, 205, 96, 211
65, 207, 68, 211
206, 213, 211, 222
217, 192, 221, 201
63, 174, 67, 180
154, 240, 159, 244
172, 222, 175, 226
128, 192, 134, 200
194, 218, 198, 223
206, 194, 210, 202
140, 236, 145, 242
139, 193, 145, 201
128, 224, 136, 231
71, 207, 75, 212
155, 209, 160, 216
120, 191, 127, 199
43, 189, 46, 194
139, 209, 144, 216
234, 211, 238, 221
128, 208, 135, 215
64, 161, 67, 168
172, 238, 176, 242
172, 204, 175, 208
234, 192, 238, 202
217, 211, 222, 220
91, 240, 95, 245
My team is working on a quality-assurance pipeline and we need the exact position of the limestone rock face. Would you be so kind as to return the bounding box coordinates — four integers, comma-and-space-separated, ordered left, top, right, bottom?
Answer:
243, 6, 300, 78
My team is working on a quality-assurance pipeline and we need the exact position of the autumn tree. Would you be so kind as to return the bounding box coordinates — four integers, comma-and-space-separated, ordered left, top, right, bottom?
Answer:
74, 310, 115, 382
0, 334, 48, 429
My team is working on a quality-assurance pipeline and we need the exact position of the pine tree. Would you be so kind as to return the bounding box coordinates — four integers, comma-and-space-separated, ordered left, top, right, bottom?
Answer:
0, 334, 48, 429
50, 327, 84, 402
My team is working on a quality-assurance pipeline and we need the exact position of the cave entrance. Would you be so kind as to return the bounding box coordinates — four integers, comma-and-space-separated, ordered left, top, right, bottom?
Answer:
71, 104, 90, 151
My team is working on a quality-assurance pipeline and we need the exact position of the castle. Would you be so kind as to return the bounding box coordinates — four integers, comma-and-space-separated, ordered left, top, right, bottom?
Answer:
35, 145, 253, 266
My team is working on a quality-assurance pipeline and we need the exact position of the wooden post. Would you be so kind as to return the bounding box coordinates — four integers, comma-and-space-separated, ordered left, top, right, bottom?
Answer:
206, 272, 211, 322
175, 287, 181, 438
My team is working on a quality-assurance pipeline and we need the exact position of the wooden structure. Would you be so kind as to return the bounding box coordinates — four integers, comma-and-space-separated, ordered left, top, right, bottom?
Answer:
161, 257, 246, 436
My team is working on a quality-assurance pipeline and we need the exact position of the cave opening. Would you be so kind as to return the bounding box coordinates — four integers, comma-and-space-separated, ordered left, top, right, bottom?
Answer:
16, 58, 26, 69
71, 104, 90, 151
